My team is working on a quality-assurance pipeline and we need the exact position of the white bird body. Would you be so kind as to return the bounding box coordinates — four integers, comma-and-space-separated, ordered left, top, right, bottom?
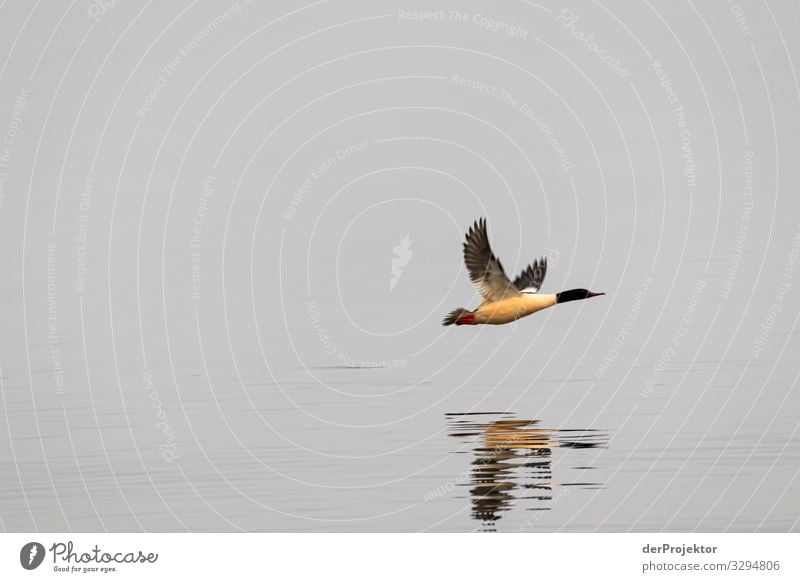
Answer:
472, 294, 557, 325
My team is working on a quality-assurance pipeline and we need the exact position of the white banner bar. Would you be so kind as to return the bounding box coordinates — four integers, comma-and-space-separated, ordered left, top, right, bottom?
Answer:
1, 533, 797, 581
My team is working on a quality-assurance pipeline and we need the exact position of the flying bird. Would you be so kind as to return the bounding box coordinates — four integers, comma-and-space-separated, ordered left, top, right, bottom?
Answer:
443, 218, 604, 326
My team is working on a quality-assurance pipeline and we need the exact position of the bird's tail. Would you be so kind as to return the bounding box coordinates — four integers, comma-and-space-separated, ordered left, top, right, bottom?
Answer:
442, 307, 476, 326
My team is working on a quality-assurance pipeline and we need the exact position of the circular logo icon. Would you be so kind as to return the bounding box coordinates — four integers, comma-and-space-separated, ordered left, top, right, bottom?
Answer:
20, 542, 45, 570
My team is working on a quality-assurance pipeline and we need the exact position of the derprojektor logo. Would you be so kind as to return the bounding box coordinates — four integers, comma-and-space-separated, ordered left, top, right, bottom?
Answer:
20, 542, 46, 570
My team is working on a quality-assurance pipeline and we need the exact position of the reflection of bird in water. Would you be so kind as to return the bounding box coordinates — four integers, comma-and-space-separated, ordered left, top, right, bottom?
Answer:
448, 413, 606, 532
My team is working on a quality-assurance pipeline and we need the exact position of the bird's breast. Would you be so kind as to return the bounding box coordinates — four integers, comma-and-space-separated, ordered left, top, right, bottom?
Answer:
475, 294, 557, 324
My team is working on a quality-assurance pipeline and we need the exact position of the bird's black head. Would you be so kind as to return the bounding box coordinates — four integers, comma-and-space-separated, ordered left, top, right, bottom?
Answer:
555, 288, 605, 304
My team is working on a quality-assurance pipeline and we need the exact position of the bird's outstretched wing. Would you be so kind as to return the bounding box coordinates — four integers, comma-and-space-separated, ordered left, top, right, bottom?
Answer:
463, 218, 520, 302
513, 256, 547, 293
